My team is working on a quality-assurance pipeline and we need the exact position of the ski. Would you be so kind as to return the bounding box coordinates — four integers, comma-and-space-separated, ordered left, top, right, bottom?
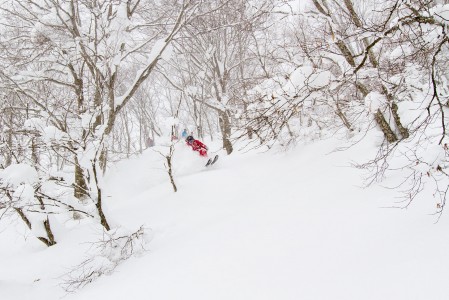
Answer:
205, 158, 212, 167
205, 155, 219, 167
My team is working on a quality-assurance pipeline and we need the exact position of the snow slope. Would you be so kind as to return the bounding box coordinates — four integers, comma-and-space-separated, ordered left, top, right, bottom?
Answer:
1, 137, 449, 300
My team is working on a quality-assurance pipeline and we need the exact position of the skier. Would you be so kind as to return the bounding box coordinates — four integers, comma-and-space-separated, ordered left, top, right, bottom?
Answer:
186, 135, 208, 157
186, 135, 219, 166
146, 137, 155, 148
181, 129, 188, 139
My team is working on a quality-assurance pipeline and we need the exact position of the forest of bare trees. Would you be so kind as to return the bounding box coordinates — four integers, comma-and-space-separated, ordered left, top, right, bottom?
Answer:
0, 0, 449, 271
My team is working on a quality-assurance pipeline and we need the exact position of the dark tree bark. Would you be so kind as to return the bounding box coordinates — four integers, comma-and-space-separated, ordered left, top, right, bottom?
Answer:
219, 111, 233, 154
375, 109, 398, 143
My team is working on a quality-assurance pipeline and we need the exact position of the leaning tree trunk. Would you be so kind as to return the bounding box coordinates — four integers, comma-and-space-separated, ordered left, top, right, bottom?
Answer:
382, 86, 409, 139
390, 101, 409, 139
374, 109, 398, 143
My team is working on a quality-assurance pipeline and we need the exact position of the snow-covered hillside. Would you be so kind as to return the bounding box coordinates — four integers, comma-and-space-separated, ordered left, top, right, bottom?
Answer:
1, 137, 449, 300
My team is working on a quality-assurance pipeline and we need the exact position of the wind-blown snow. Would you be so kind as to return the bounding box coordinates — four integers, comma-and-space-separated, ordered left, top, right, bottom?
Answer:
1, 136, 449, 300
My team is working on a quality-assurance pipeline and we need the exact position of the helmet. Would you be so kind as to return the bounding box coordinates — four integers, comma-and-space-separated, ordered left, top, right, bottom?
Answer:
186, 135, 194, 144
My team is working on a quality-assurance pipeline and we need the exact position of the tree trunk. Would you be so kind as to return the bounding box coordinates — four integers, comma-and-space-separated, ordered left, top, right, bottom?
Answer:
166, 151, 177, 192
92, 159, 110, 231
374, 109, 398, 143
335, 101, 353, 131
391, 101, 409, 139
74, 156, 89, 201
31, 137, 39, 167
219, 110, 233, 154
42, 217, 57, 246
5, 109, 13, 167
343, 0, 378, 68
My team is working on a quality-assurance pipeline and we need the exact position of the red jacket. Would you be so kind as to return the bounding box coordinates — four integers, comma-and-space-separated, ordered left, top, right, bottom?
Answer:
191, 139, 207, 151
187, 139, 208, 156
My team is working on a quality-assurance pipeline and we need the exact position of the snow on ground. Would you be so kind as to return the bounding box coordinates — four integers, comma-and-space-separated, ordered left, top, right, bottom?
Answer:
1, 136, 449, 300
